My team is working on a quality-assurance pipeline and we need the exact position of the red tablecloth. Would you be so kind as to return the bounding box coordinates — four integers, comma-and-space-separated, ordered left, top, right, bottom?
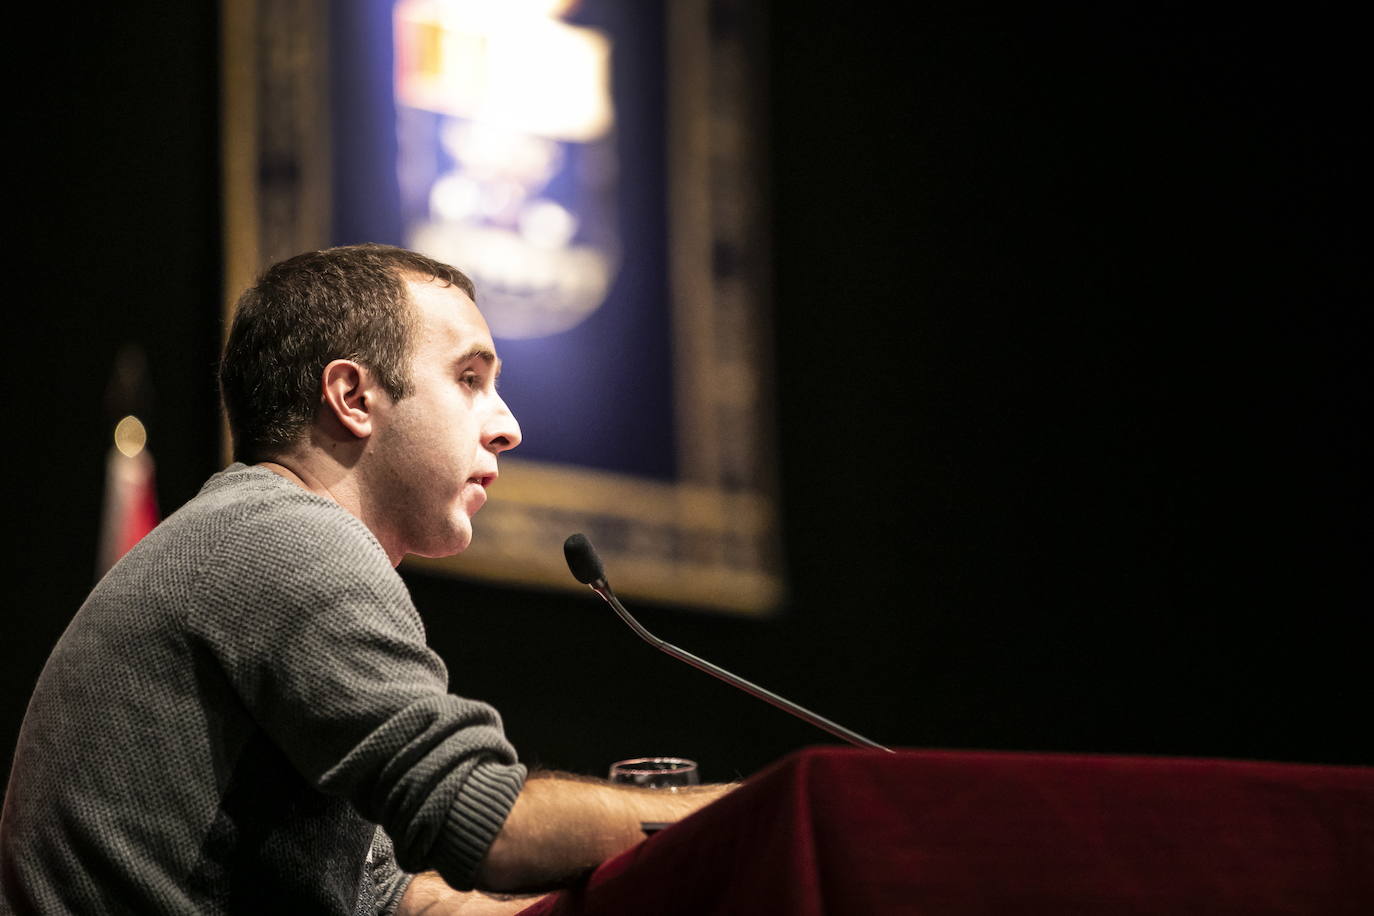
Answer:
517, 747, 1373, 915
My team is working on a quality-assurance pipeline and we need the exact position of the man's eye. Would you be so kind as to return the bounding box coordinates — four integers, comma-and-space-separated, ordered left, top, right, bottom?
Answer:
460, 371, 481, 389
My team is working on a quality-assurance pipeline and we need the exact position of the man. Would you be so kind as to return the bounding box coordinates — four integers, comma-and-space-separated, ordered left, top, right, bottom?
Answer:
1, 244, 727, 914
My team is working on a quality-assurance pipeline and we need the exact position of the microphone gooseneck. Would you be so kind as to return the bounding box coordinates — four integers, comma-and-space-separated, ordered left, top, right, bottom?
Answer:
561, 533, 894, 753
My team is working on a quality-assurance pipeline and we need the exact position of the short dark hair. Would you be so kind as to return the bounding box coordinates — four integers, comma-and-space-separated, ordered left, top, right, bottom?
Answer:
220, 243, 475, 462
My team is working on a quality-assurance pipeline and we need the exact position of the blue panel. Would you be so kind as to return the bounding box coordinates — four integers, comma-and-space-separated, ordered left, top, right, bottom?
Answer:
329, 0, 404, 247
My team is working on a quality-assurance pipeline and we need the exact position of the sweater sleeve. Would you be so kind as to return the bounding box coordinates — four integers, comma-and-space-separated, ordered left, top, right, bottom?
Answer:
184, 496, 525, 890
357, 828, 414, 916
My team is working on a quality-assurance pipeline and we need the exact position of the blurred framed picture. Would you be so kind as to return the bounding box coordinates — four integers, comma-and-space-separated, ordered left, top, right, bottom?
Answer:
222, 0, 781, 613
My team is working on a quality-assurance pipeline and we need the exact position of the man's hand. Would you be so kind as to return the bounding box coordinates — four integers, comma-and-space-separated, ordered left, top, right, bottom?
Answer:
397, 872, 546, 915
475, 771, 735, 892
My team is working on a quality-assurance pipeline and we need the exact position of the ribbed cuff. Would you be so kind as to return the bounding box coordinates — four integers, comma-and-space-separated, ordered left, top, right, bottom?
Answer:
429, 760, 527, 890
377, 872, 414, 916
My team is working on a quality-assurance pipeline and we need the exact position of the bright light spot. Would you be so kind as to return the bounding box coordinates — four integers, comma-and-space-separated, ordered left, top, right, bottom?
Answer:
430, 173, 483, 221
114, 415, 147, 458
395, 0, 612, 141
409, 221, 612, 338
441, 122, 562, 184
519, 199, 578, 248
432, 0, 577, 23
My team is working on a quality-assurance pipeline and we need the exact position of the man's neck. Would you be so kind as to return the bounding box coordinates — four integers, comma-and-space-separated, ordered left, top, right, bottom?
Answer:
257, 458, 332, 499
256, 454, 404, 567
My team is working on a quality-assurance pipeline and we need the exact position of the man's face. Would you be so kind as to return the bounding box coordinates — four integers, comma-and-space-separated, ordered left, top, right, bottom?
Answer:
366, 278, 521, 560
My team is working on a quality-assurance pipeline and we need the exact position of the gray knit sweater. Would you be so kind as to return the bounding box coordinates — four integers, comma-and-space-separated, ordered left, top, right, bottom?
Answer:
1, 464, 526, 914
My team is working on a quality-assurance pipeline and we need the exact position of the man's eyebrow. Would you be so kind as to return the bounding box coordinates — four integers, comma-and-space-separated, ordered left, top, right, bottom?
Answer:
457, 346, 501, 376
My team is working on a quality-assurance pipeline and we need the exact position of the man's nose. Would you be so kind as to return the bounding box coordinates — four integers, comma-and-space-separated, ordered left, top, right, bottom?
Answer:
485, 396, 522, 453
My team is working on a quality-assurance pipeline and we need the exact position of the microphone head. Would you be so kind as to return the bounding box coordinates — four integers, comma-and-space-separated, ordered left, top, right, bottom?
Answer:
563, 533, 606, 585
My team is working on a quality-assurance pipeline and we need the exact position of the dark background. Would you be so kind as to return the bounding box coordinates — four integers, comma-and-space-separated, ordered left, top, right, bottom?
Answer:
7, 2, 1369, 792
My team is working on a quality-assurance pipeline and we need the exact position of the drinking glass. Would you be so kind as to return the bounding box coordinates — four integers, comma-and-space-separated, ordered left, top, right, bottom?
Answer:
608, 757, 700, 790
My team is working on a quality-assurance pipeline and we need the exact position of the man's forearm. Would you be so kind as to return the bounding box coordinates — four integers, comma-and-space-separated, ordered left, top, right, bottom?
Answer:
397, 872, 547, 915
475, 771, 733, 892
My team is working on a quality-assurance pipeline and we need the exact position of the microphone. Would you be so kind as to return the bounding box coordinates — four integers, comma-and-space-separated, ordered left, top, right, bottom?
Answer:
563, 533, 894, 753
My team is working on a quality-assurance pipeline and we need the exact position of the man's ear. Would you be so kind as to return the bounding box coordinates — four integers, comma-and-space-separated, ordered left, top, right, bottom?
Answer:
320, 359, 382, 440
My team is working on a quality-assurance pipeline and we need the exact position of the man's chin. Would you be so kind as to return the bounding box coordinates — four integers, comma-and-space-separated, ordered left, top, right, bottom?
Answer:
407, 523, 473, 560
